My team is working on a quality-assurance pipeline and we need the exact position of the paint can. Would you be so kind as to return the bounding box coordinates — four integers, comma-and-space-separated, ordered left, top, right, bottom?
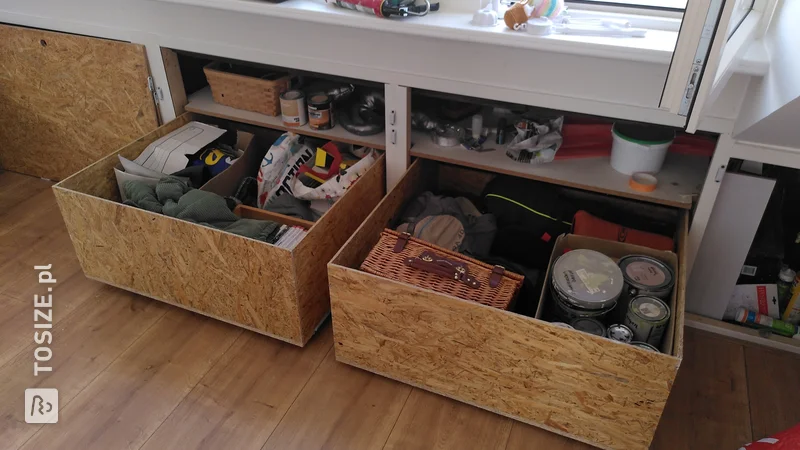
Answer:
570, 318, 606, 337
551, 322, 574, 329
624, 295, 671, 347
280, 90, 307, 127
308, 93, 334, 130
631, 342, 660, 353
550, 249, 623, 321
606, 324, 633, 343
612, 255, 674, 322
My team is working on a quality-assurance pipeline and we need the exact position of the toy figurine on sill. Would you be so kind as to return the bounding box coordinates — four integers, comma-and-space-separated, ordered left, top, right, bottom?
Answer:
504, 0, 564, 31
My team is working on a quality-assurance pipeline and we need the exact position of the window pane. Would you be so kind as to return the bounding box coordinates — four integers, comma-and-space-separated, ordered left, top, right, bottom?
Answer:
728, 0, 755, 39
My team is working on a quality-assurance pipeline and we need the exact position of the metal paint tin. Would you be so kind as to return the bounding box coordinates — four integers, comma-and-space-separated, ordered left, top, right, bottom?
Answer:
551, 322, 574, 329
606, 324, 633, 343
571, 318, 606, 337
307, 93, 334, 130
624, 295, 671, 347
631, 341, 660, 353
619, 255, 675, 299
280, 90, 307, 127
550, 250, 623, 320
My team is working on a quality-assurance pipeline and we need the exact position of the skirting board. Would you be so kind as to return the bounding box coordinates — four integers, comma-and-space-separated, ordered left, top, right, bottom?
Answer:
686, 313, 800, 355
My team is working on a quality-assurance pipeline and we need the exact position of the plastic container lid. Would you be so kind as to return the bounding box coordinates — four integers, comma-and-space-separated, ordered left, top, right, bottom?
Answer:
780, 266, 796, 283
552, 249, 623, 310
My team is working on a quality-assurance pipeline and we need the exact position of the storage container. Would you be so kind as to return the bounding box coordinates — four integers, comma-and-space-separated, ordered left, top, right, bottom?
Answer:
54, 113, 385, 346
328, 159, 687, 450
204, 62, 290, 116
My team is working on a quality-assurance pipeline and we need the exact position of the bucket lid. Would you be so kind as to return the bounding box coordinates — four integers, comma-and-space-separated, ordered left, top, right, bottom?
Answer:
552, 249, 623, 310
629, 296, 671, 323
619, 255, 674, 293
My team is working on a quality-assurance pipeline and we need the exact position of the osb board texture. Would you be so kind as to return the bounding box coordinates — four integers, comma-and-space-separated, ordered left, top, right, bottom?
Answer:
329, 160, 678, 450
57, 114, 192, 199
53, 188, 303, 343
292, 154, 386, 343
330, 158, 431, 270
673, 211, 688, 358
329, 267, 679, 450
0, 24, 158, 180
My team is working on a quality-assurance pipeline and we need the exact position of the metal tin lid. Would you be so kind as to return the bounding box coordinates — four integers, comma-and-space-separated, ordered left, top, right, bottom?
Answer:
619, 255, 674, 294
309, 93, 332, 106
571, 318, 606, 337
631, 341, 660, 352
551, 322, 574, 329
552, 249, 623, 310
606, 324, 633, 343
629, 296, 671, 323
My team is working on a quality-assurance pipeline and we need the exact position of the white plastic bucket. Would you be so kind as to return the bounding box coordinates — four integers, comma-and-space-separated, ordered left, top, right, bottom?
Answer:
610, 123, 675, 175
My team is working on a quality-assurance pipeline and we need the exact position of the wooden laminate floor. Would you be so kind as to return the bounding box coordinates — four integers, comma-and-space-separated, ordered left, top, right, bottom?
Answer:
1, 170, 799, 450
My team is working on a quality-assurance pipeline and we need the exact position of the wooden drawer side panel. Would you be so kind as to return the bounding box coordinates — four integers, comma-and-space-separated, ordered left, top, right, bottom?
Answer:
292, 154, 387, 343
329, 266, 680, 450
53, 188, 303, 343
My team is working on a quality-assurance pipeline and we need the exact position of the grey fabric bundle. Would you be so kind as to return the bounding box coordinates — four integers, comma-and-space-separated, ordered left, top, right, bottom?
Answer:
123, 176, 279, 242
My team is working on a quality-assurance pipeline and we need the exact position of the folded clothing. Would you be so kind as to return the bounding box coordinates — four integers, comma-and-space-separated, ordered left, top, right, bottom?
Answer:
396, 192, 496, 257
122, 176, 279, 242
264, 193, 317, 222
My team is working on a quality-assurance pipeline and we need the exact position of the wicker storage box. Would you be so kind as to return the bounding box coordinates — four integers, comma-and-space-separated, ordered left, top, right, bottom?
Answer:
203, 62, 290, 116
361, 229, 523, 310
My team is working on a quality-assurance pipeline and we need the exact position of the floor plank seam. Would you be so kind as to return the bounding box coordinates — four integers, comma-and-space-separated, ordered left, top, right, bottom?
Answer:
259, 343, 334, 450
14, 301, 171, 450
135, 326, 245, 450
379, 386, 414, 450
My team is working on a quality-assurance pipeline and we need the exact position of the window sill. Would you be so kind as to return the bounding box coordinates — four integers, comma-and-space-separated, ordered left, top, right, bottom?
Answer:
152, 0, 678, 64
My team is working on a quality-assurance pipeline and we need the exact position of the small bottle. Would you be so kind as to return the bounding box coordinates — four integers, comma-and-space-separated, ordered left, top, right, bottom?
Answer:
778, 266, 796, 314
496, 118, 507, 145
472, 114, 483, 140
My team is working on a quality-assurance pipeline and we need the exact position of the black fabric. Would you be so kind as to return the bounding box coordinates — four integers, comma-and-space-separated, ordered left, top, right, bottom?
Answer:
479, 255, 540, 318
483, 176, 574, 269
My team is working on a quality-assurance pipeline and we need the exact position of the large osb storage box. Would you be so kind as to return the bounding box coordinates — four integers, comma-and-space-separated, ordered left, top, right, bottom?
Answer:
328, 159, 687, 450
54, 113, 385, 346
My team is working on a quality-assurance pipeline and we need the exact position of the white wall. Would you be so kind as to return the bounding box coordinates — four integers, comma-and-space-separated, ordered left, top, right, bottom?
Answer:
734, 0, 800, 147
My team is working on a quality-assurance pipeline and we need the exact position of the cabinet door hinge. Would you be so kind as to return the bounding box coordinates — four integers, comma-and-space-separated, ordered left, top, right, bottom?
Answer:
147, 76, 164, 103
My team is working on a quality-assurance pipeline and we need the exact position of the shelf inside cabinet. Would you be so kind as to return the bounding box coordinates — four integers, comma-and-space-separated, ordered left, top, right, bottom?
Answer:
186, 87, 386, 150
410, 130, 708, 209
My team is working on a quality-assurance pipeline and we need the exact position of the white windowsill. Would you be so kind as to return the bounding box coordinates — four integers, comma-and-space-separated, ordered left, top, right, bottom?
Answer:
151, 0, 679, 64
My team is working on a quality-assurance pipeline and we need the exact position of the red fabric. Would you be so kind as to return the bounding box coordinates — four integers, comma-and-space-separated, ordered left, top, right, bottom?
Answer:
741, 423, 800, 449
571, 210, 674, 251
555, 123, 717, 161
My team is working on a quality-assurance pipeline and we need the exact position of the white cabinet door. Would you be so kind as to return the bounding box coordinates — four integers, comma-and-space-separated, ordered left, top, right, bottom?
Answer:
660, 0, 762, 132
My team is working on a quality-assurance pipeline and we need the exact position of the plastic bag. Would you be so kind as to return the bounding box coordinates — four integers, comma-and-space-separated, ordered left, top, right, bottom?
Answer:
291, 148, 378, 216
505, 117, 564, 165
256, 133, 315, 208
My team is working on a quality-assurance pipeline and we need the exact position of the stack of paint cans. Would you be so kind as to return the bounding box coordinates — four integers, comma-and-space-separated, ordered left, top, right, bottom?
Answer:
549, 251, 674, 353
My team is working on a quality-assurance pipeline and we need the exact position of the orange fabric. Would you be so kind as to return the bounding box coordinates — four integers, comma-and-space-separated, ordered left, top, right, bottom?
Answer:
571, 211, 674, 251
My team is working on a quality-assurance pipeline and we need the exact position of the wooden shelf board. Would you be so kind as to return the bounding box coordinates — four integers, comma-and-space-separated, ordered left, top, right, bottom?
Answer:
686, 312, 800, 355
186, 87, 386, 150
411, 131, 708, 209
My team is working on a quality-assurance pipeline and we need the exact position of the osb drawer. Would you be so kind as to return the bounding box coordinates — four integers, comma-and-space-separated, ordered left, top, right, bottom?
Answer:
53, 113, 385, 346
328, 159, 686, 450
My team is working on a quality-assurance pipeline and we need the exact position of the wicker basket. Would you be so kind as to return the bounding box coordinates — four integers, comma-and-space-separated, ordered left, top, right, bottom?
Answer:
361, 229, 524, 310
203, 62, 290, 116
